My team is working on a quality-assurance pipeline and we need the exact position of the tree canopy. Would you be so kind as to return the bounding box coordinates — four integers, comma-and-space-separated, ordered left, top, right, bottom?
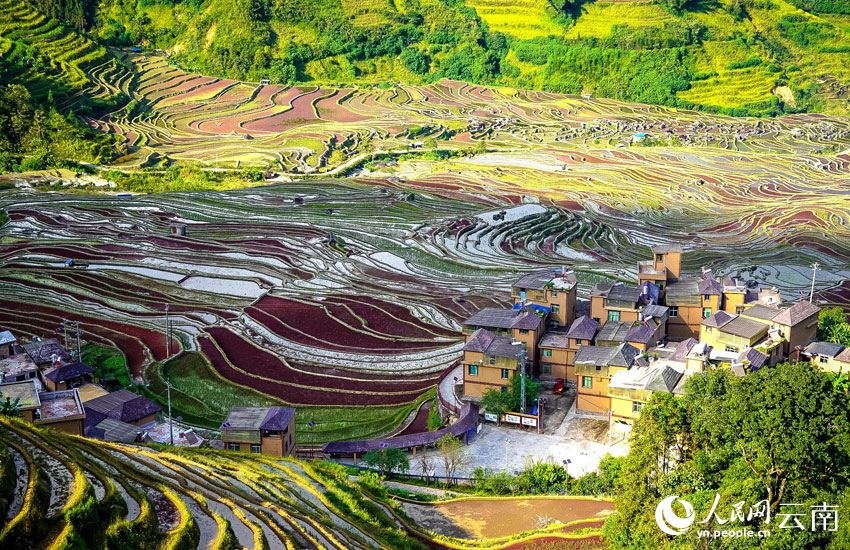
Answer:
603, 362, 850, 549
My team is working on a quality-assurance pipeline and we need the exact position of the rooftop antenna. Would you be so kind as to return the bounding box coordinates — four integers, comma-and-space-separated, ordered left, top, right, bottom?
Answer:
809, 262, 819, 303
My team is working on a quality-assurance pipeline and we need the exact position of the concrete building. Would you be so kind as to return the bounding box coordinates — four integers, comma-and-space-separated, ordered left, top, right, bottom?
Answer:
462, 307, 548, 374
608, 364, 683, 427
222, 406, 297, 456
35, 388, 86, 435
84, 389, 162, 427
43, 361, 93, 391
511, 268, 577, 328
574, 343, 646, 415
462, 328, 524, 397
0, 353, 42, 385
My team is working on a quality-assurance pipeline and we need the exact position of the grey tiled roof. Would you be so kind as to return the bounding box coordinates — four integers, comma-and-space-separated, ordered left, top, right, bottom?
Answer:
22, 339, 71, 365
574, 343, 641, 368
43, 361, 93, 383
224, 406, 295, 431
462, 308, 543, 331
642, 305, 669, 318
465, 329, 524, 359
606, 285, 640, 308
698, 277, 723, 295
670, 338, 698, 362
665, 278, 700, 299
719, 316, 769, 339
738, 348, 768, 369
741, 304, 782, 321
772, 301, 821, 326
626, 324, 656, 344
701, 310, 734, 328
539, 331, 570, 349
463, 328, 496, 353
567, 315, 599, 341
85, 389, 162, 424
596, 321, 632, 343
0, 331, 15, 345
804, 341, 844, 358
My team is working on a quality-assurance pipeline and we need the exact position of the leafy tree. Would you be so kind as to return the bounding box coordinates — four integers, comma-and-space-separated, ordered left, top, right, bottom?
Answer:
480, 371, 541, 416
819, 306, 850, 344
516, 459, 568, 494
362, 447, 409, 476
0, 393, 20, 417
400, 48, 428, 74
603, 363, 850, 548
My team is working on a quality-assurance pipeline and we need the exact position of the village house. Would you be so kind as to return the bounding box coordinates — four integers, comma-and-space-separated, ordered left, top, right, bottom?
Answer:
637, 245, 682, 291
0, 380, 42, 422
829, 347, 850, 374
0, 353, 42, 385
84, 389, 162, 427
221, 406, 297, 456
23, 338, 72, 367
574, 343, 646, 415
802, 341, 845, 372
608, 363, 683, 427
462, 307, 548, 373
731, 347, 769, 377
34, 388, 86, 435
0, 330, 17, 358
511, 268, 577, 328
462, 328, 524, 397
42, 361, 94, 391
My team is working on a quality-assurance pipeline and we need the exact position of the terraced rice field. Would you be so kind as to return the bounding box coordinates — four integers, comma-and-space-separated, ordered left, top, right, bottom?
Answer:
70, 49, 850, 174
0, 419, 609, 549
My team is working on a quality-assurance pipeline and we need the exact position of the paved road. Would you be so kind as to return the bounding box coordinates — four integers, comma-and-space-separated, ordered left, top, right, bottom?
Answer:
438, 364, 463, 412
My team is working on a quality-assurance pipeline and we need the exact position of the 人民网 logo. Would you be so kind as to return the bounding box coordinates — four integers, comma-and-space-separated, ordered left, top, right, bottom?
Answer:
655, 495, 696, 536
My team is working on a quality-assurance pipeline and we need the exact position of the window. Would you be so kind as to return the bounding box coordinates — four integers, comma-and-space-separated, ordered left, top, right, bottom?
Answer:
822, 357, 829, 365
725, 346, 739, 353
551, 305, 560, 314
542, 363, 552, 374
489, 355, 495, 364
543, 349, 552, 357
658, 282, 664, 291
550, 290, 558, 298
703, 307, 712, 319
704, 294, 711, 301
656, 254, 663, 262
706, 327, 712, 333
632, 402, 645, 414
226, 442, 240, 451
582, 376, 593, 388
669, 307, 678, 318
468, 364, 478, 376
519, 329, 529, 335
736, 306, 746, 314
501, 368, 509, 379
608, 310, 620, 322
250, 444, 261, 454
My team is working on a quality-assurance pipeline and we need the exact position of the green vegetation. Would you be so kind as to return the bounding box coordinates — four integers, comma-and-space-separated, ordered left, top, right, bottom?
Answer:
602, 362, 850, 548
480, 371, 541, 416
818, 306, 850, 345
142, 352, 430, 443
4, 0, 841, 119
81, 342, 131, 387
362, 446, 410, 475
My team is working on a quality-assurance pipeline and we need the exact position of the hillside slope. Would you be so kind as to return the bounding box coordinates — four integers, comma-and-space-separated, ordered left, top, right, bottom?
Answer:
83, 0, 850, 116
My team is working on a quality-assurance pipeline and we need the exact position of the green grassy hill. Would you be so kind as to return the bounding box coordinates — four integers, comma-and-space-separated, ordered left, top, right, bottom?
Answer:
79, 0, 850, 116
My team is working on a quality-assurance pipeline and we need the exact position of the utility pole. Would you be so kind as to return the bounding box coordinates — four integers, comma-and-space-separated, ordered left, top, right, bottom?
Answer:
165, 303, 170, 356
810, 263, 819, 303
62, 318, 70, 353
520, 346, 527, 414
166, 380, 174, 445
74, 321, 81, 361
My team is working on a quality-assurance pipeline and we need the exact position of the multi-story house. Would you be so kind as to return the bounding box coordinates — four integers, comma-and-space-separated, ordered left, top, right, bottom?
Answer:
699, 313, 769, 355
637, 245, 682, 292
574, 343, 646, 415
462, 328, 525, 397
462, 307, 548, 373
801, 342, 845, 372
538, 315, 600, 381
608, 364, 683, 427
222, 406, 297, 456
511, 268, 577, 328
